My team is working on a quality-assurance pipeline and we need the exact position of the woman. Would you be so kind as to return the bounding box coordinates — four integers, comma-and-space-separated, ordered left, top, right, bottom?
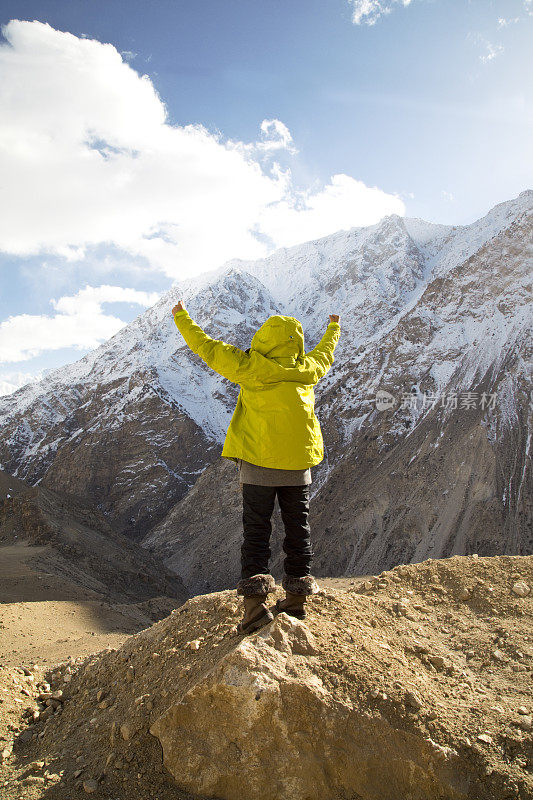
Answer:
172, 300, 340, 633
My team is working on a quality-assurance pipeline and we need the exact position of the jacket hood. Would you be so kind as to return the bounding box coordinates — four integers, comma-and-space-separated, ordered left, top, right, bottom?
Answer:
250, 315, 304, 362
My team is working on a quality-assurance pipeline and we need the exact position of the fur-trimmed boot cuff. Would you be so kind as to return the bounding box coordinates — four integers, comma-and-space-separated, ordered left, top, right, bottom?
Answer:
237, 573, 276, 597
282, 574, 320, 596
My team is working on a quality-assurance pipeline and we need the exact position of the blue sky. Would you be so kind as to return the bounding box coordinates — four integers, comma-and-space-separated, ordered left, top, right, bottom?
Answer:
0, 0, 532, 394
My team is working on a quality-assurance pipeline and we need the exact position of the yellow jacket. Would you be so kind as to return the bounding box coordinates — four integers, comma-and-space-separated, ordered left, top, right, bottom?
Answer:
173, 310, 341, 469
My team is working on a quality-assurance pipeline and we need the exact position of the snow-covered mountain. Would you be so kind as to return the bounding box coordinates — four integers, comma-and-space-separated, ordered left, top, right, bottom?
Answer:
0, 191, 531, 589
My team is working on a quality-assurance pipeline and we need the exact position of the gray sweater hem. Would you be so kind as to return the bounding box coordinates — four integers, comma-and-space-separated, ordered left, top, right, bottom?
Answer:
237, 458, 312, 486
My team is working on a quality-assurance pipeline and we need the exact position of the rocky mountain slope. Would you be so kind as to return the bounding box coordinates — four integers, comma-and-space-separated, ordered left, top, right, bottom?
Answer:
0, 192, 531, 593
0, 469, 188, 605
144, 191, 532, 593
0, 469, 29, 500
1, 555, 531, 800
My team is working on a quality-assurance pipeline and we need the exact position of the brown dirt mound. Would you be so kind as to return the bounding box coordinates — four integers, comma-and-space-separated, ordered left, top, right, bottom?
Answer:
1, 554, 532, 800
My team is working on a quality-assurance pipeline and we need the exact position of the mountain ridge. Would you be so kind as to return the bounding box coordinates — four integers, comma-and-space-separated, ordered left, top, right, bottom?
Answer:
0, 191, 531, 592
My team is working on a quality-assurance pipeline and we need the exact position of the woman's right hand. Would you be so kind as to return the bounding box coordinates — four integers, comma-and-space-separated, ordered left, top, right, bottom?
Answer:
329, 314, 340, 324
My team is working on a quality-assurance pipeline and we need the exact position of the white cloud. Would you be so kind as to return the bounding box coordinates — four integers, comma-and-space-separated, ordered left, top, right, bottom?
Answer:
258, 174, 405, 248
0, 370, 44, 396
51, 284, 160, 315
348, 0, 413, 26
0, 285, 159, 362
258, 119, 296, 153
479, 39, 504, 63
0, 20, 404, 279
467, 31, 506, 64
349, 1, 532, 26
442, 190, 454, 202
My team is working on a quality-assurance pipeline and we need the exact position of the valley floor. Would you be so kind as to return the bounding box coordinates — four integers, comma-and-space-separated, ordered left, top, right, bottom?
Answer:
0, 542, 184, 667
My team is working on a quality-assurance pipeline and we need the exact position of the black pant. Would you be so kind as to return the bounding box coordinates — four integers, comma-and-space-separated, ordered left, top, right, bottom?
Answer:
241, 484, 313, 580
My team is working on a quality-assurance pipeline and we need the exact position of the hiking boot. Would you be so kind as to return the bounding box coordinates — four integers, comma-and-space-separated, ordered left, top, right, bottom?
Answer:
236, 573, 276, 634
274, 574, 320, 620
237, 595, 274, 634
274, 591, 307, 619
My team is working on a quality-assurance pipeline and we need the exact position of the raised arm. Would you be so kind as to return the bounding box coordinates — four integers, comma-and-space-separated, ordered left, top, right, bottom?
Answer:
305, 315, 341, 380
172, 302, 254, 385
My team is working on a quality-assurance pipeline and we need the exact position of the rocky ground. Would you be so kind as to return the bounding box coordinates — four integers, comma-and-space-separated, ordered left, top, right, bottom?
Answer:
0, 554, 531, 800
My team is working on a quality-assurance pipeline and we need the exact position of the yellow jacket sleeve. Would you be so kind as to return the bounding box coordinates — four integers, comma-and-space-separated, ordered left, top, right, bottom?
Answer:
174, 310, 254, 385
305, 322, 340, 380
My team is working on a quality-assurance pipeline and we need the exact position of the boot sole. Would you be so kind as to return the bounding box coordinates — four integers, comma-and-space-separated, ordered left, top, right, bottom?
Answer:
237, 610, 274, 634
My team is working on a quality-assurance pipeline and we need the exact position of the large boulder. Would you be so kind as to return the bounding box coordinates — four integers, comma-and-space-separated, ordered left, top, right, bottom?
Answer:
152, 613, 469, 800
